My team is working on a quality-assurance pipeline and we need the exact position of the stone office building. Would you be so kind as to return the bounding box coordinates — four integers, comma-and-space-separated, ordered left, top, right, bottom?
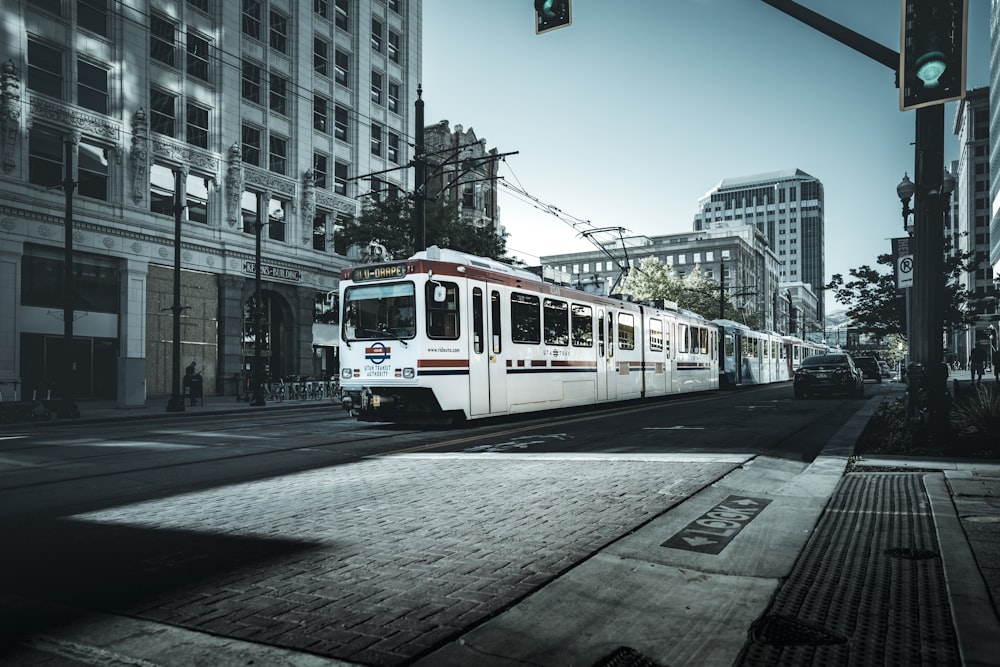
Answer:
0, 0, 422, 405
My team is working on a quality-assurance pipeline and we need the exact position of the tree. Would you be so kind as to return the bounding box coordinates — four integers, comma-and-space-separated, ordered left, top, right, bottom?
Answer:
336, 195, 508, 261
619, 257, 756, 325
825, 246, 978, 342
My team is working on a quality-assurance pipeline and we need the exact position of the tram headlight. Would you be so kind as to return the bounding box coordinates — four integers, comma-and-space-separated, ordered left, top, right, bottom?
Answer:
403, 367, 415, 379
341, 367, 353, 380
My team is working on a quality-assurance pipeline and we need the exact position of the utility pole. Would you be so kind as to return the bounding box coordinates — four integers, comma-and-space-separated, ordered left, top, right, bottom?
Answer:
166, 169, 186, 412
719, 260, 726, 320
413, 85, 426, 252
62, 138, 76, 410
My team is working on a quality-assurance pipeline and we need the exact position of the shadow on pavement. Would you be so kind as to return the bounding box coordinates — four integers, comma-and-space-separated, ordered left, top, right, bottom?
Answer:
0, 517, 320, 654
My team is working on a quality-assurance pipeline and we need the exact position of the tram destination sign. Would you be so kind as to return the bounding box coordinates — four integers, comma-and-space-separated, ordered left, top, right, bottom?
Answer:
352, 263, 407, 282
242, 261, 302, 282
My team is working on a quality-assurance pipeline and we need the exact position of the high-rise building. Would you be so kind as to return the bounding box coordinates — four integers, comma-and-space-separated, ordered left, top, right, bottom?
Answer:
954, 87, 996, 363
0, 1, 422, 404
692, 169, 826, 320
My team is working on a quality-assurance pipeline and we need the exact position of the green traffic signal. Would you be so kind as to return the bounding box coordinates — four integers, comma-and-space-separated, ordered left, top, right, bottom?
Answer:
899, 0, 967, 110
535, 0, 571, 34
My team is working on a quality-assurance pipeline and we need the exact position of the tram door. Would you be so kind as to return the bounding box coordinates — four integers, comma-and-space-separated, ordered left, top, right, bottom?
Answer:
598, 308, 617, 402
468, 282, 506, 416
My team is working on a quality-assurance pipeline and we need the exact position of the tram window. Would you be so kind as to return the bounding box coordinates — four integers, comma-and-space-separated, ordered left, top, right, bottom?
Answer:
571, 304, 593, 347
695, 327, 708, 354
678, 324, 689, 353
472, 287, 484, 354
543, 298, 569, 346
511, 292, 540, 344
491, 290, 502, 354
664, 326, 671, 357
649, 318, 663, 352
342, 282, 415, 340
607, 313, 614, 356
725, 334, 735, 357
618, 313, 634, 350
426, 281, 459, 339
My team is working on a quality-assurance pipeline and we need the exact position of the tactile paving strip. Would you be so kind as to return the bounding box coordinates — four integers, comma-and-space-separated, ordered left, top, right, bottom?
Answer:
737, 473, 959, 666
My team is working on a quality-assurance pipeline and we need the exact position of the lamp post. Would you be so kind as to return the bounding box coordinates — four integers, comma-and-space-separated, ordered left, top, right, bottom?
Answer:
250, 204, 266, 407
166, 168, 186, 412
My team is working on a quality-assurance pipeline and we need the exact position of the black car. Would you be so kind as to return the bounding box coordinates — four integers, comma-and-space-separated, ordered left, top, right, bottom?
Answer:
853, 356, 883, 383
794, 353, 865, 399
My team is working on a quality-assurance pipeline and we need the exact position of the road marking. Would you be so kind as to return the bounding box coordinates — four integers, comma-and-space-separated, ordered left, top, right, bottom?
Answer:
662, 495, 772, 555
643, 426, 705, 430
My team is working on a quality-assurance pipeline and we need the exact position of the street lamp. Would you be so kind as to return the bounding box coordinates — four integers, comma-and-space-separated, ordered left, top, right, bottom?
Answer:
897, 173, 916, 233
250, 203, 266, 407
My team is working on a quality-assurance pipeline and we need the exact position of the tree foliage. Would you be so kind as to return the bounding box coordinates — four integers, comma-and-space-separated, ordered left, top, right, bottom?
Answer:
825, 247, 979, 342
619, 257, 757, 326
336, 195, 508, 261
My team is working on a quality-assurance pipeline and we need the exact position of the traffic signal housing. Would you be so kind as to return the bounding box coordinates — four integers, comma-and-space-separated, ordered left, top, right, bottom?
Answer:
535, 0, 571, 35
899, 0, 967, 110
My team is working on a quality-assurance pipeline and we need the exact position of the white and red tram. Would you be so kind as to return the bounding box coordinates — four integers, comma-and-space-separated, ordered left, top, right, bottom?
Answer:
338, 247, 719, 423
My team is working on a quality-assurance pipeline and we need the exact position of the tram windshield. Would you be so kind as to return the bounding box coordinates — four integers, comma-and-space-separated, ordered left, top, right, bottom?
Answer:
343, 282, 416, 343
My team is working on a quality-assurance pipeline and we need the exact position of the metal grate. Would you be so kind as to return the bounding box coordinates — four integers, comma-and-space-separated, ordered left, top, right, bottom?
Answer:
737, 473, 960, 666
592, 646, 663, 667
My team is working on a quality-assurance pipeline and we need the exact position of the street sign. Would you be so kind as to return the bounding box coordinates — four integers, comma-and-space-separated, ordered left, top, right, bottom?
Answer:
897, 253, 914, 289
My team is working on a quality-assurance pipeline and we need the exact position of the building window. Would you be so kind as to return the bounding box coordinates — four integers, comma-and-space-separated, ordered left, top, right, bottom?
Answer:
269, 72, 288, 115
150, 88, 176, 136
371, 17, 383, 52
241, 60, 261, 103
370, 123, 382, 157
187, 172, 209, 224
387, 132, 399, 163
314, 0, 328, 19
77, 60, 108, 114
388, 0, 401, 13
269, 135, 287, 174
335, 0, 349, 31
313, 152, 328, 188
29, 126, 64, 188
242, 0, 262, 40
314, 95, 329, 133
150, 163, 174, 215
387, 81, 399, 114
314, 37, 329, 76
371, 71, 382, 105
151, 15, 177, 67
334, 160, 348, 195
36, 0, 63, 16
268, 198, 286, 242
76, 139, 108, 201
334, 105, 348, 142
78, 0, 108, 37
269, 11, 288, 54
388, 30, 401, 64
313, 212, 328, 251
335, 49, 349, 86
28, 39, 63, 99
187, 32, 210, 82
241, 124, 261, 166
188, 0, 209, 11
241, 191, 258, 234
186, 103, 209, 148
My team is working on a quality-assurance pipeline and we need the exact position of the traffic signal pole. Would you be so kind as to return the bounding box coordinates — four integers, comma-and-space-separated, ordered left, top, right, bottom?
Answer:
759, 0, 964, 433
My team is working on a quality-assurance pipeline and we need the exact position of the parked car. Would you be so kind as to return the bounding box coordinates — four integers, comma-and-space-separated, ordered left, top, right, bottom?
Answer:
794, 353, 865, 399
852, 356, 883, 383
878, 360, 891, 379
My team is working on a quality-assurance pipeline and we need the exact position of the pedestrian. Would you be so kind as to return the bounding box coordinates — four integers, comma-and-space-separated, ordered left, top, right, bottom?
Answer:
993, 348, 1000, 385
969, 346, 987, 386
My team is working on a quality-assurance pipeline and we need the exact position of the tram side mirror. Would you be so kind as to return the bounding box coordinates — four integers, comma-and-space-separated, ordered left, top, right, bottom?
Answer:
433, 285, 447, 303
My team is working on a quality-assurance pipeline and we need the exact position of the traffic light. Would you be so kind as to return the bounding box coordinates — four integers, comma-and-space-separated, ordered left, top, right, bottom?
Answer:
535, 0, 571, 35
899, 0, 967, 110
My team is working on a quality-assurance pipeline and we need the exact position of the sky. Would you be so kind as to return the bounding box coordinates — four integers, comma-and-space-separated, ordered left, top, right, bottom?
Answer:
420, 0, 993, 314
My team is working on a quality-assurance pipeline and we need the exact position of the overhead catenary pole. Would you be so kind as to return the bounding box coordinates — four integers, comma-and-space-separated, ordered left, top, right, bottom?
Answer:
62, 138, 76, 406
166, 168, 186, 412
414, 85, 426, 252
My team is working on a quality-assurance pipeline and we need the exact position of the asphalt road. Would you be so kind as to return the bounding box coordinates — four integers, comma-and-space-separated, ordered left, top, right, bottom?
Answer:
0, 383, 890, 665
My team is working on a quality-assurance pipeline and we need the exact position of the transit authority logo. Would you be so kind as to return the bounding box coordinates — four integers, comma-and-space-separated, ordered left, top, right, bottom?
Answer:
365, 342, 391, 364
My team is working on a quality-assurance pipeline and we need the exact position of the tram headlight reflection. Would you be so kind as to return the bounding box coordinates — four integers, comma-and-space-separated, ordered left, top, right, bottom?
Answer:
403, 367, 415, 379
341, 367, 353, 380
